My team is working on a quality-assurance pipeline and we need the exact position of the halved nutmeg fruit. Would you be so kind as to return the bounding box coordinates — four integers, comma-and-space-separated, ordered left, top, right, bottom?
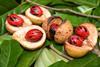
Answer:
25, 5, 51, 25
42, 16, 73, 44
6, 14, 32, 33
64, 23, 98, 58
12, 25, 46, 50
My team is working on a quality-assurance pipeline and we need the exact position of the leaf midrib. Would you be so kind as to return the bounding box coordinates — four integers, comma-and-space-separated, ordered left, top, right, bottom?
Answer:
6, 40, 11, 67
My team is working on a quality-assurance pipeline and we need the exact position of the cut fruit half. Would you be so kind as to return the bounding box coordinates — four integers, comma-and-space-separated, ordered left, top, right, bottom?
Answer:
25, 6, 51, 25
12, 25, 46, 50
6, 14, 32, 33
64, 23, 98, 58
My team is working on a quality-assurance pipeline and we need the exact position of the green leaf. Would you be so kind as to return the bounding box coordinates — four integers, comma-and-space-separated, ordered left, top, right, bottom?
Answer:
64, 0, 99, 7
32, 0, 52, 5
16, 0, 22, 4
89, 19, 100, 28
16, 48, 43, 67
52, 41, 63, 52
0, 34, 12, 45
54, 12, 89, 26
50, 0, 80, 9
49, 60, 67, 67
77, 6, 93, 14
93, 5, 100, 25
0, 34, 12, 40
0, 39, 23, 67
34, 48, 57, 67
45, 39, 63, 52
0, 6, 9, 15
45, 39, 52, 46
90, 5, 100, 28
49, 53, 100, 67
51, 0, 65, 4
0, 0, 19, 15
34, 48, 68, 67
93, 5, 100, 16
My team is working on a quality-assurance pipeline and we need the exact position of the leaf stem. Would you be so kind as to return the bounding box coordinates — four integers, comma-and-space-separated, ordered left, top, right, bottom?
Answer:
49, 45, 73, 60
26, 0, 100, 19
21, 0, 25, 4
98, 32, 100, 37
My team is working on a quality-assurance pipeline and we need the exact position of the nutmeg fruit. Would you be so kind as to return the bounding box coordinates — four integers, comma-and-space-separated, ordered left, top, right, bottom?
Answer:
42, 16, 73, 44
12, 25, 46, 50
54, 20, 73, 44
25, 6, 51, 25
6, 14, 32, 33
64, 23, 98, 58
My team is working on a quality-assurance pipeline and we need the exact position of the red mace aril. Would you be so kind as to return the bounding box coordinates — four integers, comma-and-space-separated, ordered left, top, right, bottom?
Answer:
7, 14, 24, 26
25, 29, 43, 42
30, 6, 43, 17
50, 23, 59, 35
69, 35, 83, 47
50, 23, 59, 31
75, 26, 89, 39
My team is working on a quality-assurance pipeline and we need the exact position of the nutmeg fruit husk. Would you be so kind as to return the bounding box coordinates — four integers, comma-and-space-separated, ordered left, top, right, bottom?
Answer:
42, 16, 73, 44
64, 23, 98, 58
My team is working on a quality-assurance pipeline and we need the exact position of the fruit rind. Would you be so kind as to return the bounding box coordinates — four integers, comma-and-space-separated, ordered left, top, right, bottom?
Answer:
54, 20, 73, 44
